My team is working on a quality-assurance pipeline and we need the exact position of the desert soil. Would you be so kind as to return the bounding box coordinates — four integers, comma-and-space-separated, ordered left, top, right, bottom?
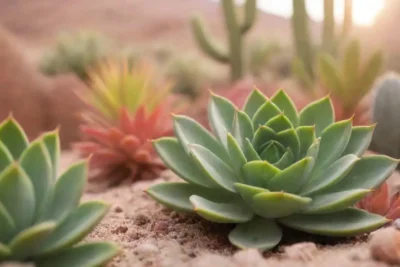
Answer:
58, 151, 399, 267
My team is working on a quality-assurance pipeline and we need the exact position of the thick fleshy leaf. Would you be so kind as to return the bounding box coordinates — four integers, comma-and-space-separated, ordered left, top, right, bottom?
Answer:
44, 161, 87, 222
174, 115, 229, 163
208, 94, 236, 148
268, 157, 312, 193
242, 161, 280, 188
313, 119, 352, 171
234, 183, 269, 206
252, 126, 276, 151
153, 138, 217, 188
259, 141, 285, 163
303, 189, 371, 214
251, 192, 311, 218
0, 202, 16, 243
244, 138, 261, 161
190, 195, 253, 223
296, 126, 316, 158
20, 141, 52, 220
342, 125, 375, 157
279, 208, 389, 236
36, 242, 120, 267
227, 134, 247, 181
300, 154, 359, 196
271, 90, 299, 127
42, 131, 60, 179
0, 142, 12, 174
303, 138, 320, 177
9, 222, 56, 259
0, 165, 35, 230
252, 101, 281, 127
318, 53, 345, 97
299, 96, 334, 137
190, 144, 237, 192
0, 117, 29, 159
40, 202, 109, 254
146, 182, 235, 213
273, 148, 294, 170
265, 114, 293, 132
232, 110, 254, 150
328, 155, 399, 191
229, 217, 282, 251
243, 89, 268, 118
276, 128, 300, 158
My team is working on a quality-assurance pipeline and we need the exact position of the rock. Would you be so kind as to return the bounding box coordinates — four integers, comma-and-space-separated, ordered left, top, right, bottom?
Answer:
369, 227, 400, 264
233, 249, 266, 266
134, 242, 159, 257
283, 242, 318, 261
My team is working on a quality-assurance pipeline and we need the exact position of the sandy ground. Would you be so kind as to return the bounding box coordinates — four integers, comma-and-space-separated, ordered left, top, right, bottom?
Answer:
58, 151, 400, 267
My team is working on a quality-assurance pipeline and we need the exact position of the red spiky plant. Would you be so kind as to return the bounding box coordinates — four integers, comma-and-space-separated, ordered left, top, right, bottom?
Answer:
357, 182, 400, 220
73, 60, 181, 185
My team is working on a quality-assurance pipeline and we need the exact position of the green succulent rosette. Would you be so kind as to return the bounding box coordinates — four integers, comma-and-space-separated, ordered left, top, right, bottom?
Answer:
147, 89, 398, 251
0, 117, 119, 266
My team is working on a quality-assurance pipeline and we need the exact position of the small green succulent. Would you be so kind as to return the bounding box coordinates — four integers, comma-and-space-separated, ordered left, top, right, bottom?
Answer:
147, 89, 398, 251
0, 117, 119, 266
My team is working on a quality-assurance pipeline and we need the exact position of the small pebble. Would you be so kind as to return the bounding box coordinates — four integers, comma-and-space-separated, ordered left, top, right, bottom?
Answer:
284, 242, 318, 261
369, 227, 400, 264
114, 206, 123, 213
135, 243, 159, 257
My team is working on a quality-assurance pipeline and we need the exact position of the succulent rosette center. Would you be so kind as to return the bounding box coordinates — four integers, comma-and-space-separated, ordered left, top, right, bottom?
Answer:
146, 89, 398, 251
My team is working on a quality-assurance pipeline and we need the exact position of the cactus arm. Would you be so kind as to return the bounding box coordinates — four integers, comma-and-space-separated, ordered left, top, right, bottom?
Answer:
222, 0, 243, 81
322, 0, 336, 55
291, 0, 314, 79
240, 0, 257, 34
190, 15, 229, 63
342, 0, 353, 39
342, 40, 360, 106
318, 53, 345, 98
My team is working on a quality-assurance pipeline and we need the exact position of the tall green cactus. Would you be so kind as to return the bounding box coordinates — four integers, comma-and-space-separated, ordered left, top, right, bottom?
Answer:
191, 0, 257, 82
342, 0, 353, 39
291, 0, 314, 80
323, 0, 336, 55
371, 73, 400, 164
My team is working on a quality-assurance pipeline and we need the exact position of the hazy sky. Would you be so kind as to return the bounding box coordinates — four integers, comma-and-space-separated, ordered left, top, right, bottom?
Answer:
213, 0, 386, 26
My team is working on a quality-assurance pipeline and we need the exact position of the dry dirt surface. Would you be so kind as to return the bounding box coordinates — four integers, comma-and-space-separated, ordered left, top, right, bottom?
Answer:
55, 152, 400, 267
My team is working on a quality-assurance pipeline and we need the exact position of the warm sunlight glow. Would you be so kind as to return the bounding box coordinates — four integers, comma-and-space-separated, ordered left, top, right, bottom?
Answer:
351, 0, 385, 25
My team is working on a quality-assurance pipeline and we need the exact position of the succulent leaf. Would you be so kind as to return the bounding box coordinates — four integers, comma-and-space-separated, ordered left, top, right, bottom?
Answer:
208, 93, 236, 148
276, 128, 300, 159
146, 182, 236, 213
20, 141, 52, 220
42, 131, 60, 179
43, 161, 87, 222
226, 134, 247, 181
0, 165, 35, 231
252, 101, 281, 127
328, 155, 400, 191
153, 137, 217, 188
0, 203, 15, 243
303, 189, 370, 214
342, 125, 375, 157
299, 96, 334, 137
268, 157, 312, 193
252, 126, 277, 150
190, 144, 237, 192
39, 202, 109, 255
301, 154, 359, 196
9, 222, 56, 259
313, 119, 352, 171
0, 118, 29, 159
243, 138, 261, 161
296, 126, 316, 158
250, 192, 311, 218
0, 142, 13, 174
234, 183, 269, 205
243, 89, 268, 118
279, 208, 389, 236
232, 110, 254, 150
174, 115, 229, 164
190, 195, 254, 223
229, 217, 282, 251
265, 113, 293, 132
242, 160, 280, 188
271, 90, 299, 127
36, 242, 120, 267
